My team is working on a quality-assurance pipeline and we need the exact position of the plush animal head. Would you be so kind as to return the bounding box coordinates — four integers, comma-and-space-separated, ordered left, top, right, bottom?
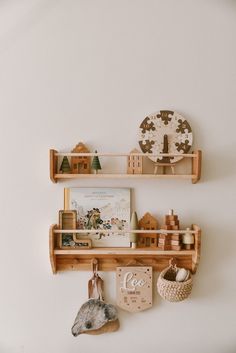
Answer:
71, 299, 118, 336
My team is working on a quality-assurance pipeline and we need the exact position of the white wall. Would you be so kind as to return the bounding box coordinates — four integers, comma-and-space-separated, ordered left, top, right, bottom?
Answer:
0, 1, 236, 352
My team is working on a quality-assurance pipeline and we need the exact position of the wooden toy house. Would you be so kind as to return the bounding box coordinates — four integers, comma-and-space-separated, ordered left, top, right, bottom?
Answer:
127, 148, 143, 174
138, 212, 158, 248
71, 142, 91, 174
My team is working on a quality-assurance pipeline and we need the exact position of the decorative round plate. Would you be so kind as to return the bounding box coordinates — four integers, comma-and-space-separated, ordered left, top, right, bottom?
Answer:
138, 110, 193, 164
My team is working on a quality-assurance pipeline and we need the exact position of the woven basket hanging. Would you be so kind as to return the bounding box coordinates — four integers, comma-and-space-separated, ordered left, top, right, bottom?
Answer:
157, 263, 193, 302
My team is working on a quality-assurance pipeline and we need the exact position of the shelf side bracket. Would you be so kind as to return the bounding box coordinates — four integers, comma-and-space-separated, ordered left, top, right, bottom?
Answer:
192, 224, 201, 273
50, 149, 58, 183
49, 224, 57, 274
192, 150, 202, 184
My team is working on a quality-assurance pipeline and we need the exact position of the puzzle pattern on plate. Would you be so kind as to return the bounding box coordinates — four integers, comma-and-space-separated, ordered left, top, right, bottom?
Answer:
138, 110, 193, 164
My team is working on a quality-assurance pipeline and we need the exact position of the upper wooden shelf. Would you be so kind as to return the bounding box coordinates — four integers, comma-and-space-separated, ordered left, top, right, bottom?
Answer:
49, 224, 201, 275
49, 149, 202, 184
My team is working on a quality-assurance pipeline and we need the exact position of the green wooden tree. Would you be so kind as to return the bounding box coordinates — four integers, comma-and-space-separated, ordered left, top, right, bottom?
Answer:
91, 150, 102, 174
60, 156, 71, 173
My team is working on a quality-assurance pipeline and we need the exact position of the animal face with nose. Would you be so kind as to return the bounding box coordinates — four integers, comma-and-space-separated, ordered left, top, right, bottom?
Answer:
71, 299, 118, 336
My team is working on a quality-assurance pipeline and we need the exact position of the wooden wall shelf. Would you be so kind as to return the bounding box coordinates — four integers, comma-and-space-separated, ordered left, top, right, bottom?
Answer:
49, 224, 201, 274
50, 150, 202, 184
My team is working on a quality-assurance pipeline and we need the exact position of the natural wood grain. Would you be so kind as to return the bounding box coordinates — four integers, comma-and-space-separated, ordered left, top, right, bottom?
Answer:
54, 255, 193, 272
54, 248, 195, 255
54, 229, 197, 235
49, 225, 201, 274
50, 149, 58, 183
50, 150, 202, 183
54, 173, 195, 180
192, 224, 201, 273
49, 224, 57, 274
192, 150, 202, 184
127, 148, 143, 174
55, 152, 197, 157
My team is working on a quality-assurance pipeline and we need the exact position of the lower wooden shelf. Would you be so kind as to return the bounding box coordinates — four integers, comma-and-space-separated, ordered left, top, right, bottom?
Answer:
49, 224, 201, 274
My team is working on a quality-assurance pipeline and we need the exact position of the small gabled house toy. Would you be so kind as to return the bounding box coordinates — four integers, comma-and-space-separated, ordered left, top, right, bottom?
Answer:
71, 142, 91, 174
138, 212, 158, 248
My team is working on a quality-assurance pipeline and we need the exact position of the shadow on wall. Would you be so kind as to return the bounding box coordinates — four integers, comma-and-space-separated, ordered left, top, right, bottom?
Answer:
190, 222, 236, 301
201, 146, 236, 183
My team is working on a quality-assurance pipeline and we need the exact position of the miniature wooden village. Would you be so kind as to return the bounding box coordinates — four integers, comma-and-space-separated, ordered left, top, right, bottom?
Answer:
59, 142, 101, 174
58, 142, 184, 175
58, 207, 195, 251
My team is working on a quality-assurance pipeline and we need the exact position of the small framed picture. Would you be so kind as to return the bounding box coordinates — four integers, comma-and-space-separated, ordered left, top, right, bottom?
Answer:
58, 210, 91, 249
64, 188, 131, 247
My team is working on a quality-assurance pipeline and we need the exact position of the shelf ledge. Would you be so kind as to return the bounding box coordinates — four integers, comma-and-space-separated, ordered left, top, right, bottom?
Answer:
49, 224, 201, 274
54, 248, 195, 256
50, 149, 202, 184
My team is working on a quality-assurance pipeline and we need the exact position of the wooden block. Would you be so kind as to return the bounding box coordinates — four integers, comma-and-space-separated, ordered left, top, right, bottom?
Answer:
169, 221, 179, 227
166, 220, 179, 227
170, 225, 179, 230
158, 239, 171, 245
72, 238, 92, 249
171, 234, 181, 240
161, 225, 172, 230
165, 215, 178, 222
171, 245, 182, 251
159, 234, 172, 240
158, 244, 172, 250
171, 240, 181, 246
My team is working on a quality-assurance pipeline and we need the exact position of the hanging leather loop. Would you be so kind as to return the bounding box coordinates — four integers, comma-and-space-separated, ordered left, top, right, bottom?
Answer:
88, 258, 104, 301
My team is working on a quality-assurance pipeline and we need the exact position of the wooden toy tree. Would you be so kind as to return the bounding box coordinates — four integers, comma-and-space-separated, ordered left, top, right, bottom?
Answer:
91, 150, 102, 174
130, 211, 139, 248
59, 156, 71, 174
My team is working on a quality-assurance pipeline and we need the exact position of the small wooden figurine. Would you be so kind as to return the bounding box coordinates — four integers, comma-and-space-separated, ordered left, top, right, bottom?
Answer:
138, 212, 158, 248
182, 227, 194, 249
91, 150, 102, 174
159, 209, 182, 250
130, 211, 139, 248
127, 148, 143, 174
59, 156, 71, 174
71, 142, 90, 174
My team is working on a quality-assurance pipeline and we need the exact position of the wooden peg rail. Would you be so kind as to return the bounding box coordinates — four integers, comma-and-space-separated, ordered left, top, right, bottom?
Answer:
49, 224, 201, 275
49, 149, 202, 184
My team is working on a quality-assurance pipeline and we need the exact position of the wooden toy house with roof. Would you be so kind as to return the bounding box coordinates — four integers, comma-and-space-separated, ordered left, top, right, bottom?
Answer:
127, 148, 143, 174
138, 212, 158, 248
71, 142, 90, 174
